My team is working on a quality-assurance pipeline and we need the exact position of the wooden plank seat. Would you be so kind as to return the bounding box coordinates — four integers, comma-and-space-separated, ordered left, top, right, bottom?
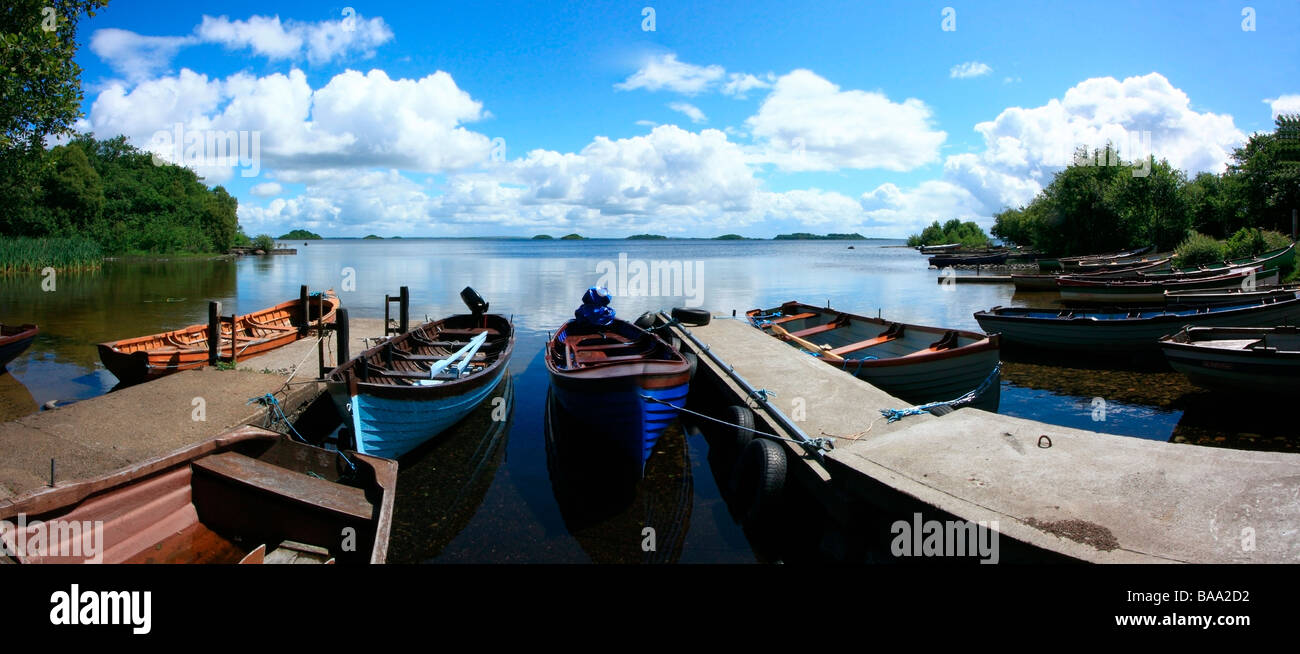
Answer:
192, 451, 373, 521
790, 314, 851, 338
826, 323, 905, 356
765, 312, 817, 326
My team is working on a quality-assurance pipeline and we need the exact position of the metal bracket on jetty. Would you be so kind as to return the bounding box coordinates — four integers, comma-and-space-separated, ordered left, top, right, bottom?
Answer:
659, 311, 835, 461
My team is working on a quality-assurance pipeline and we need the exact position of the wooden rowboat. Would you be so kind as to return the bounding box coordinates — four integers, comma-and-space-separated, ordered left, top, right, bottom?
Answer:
545, 289, 691, 478
1160, 326, 1300, 395
0, 323, 39, 371
928, 250, 1009, 267
327, 288, 514, 460
1012, 257, 1173, 292
1058, 245, 1154, 272
748, 301, 1001, 411
918, 243, 961, 254
0, 425, 395, 564
1057, 267, 1275, 305
973, 295, 1300, 351
1165, 286, 1300, 305
97, 290, 339, 385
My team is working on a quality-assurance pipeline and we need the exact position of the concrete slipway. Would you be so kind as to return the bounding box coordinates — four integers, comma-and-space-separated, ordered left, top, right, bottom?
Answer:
667, 316, 1300, 563
0, 319, 381, 501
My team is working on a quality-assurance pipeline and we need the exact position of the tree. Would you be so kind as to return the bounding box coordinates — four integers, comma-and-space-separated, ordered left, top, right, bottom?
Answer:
0, 1, 108, 221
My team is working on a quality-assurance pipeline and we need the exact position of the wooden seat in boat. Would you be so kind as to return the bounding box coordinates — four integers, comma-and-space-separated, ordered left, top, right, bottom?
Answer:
192, 451, 373, 521
766, 312, 817, 326
790, 314, 851, 338
827, 323, 904, 356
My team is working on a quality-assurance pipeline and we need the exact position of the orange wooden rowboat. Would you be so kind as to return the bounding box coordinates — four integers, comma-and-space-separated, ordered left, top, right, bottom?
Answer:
97, 290, 339, 385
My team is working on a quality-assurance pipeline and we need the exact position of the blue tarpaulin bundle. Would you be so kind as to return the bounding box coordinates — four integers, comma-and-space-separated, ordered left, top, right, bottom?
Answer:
574, 286, 615, 327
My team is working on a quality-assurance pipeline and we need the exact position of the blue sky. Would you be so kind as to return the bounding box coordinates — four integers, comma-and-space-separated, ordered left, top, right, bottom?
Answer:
71, 1, 1300, 237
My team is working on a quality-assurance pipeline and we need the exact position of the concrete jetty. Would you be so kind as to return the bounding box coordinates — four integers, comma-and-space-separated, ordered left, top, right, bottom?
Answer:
669, 316, 1300, 563
0, 318, 382, 501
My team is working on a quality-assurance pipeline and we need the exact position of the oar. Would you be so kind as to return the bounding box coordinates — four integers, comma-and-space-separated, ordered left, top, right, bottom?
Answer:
426, 331, 489, 379
769, 323, 844, 363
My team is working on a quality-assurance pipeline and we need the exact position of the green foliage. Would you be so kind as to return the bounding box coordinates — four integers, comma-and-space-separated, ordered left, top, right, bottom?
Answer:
906, 220, 990, 248
774, 232, 867, 240
560, 233, 584, 240
1, 135, 241, 254
1174, 232, 1226, 268
531, 234, 553, 240
714, 234, 746, 240
279, 229, 322, 239
251, 234, 275, 251
626, 234, 667, 240
362, 234, 383, 239
1224, 227, 1267, 259
0, 236, 102, 274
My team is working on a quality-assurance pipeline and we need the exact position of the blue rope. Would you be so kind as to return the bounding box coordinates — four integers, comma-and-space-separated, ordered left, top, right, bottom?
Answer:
880, 362, 1003, 423
247, 393, 357, 473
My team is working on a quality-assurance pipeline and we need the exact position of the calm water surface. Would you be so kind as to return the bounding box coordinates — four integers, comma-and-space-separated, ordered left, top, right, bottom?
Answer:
1, 238, 1295, 562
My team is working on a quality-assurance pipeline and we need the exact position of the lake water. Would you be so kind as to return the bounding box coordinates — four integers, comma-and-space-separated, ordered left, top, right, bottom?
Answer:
1, 238, 1294, 562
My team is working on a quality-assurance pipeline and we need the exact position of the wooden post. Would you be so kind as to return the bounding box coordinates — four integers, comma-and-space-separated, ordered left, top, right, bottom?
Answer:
336, 307, 350, 366
384, 293, 392, 335
228, 315, 238, 365
399, 286, 410, 334
208, 301, 222, 366
299, 285, 309, 329
1292, 209, 1297, 242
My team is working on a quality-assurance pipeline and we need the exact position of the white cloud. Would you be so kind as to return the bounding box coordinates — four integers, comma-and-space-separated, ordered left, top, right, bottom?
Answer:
237, 124, 914, 238
745, 69, 946, 172
1265, 94, 1300, 119
950, 62, 992, 79
90, 29, 196, 81
615, 54, 725, 95
942, 72, 1245, 213
83, 68, 493, 182
250, 182, 282, 196
196, 14, 393, 64
668, 102, 707, 124
89, 13, 393, 80
721, 73, 772, 98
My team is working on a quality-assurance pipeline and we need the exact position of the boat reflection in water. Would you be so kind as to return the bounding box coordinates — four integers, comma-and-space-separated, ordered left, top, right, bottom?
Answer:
544, 389, 692, 564
386, 375, 515, 563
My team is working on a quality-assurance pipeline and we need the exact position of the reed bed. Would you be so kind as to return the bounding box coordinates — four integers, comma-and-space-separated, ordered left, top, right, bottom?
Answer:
0, 237, 104, 274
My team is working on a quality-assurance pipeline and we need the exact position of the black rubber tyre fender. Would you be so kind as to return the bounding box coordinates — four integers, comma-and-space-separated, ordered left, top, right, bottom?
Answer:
671, 307, 711, 326
725, 404, 755, 453
633, 311, 657, 330
736, 438, 787, 525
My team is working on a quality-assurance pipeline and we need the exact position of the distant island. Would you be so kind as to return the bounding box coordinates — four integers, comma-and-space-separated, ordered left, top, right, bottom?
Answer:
560, 233, 585, 240
362, 234, 384, 240
714, 234, 747, 240
531, 235, 554, 240
773, 232, 868, 240
626, 234, 667, 240
279, 229, 322, 240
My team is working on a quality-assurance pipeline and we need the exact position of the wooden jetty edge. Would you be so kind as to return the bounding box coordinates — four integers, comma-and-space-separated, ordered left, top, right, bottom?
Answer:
0, 319, 379, 502
667, 315, 1300, 563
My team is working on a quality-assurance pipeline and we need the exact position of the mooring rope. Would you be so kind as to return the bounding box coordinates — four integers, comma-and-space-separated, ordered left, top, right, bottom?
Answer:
639, 393, 834, 451
879, 361, 1003, 423
247, 392, 356, 474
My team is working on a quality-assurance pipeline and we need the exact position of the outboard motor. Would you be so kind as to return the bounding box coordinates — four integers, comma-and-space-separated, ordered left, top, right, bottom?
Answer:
461, 287, 489, 317
573, 286, 615, 327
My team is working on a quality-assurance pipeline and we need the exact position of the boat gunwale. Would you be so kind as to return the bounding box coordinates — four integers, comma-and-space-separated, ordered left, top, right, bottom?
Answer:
747, 301, 1001, 368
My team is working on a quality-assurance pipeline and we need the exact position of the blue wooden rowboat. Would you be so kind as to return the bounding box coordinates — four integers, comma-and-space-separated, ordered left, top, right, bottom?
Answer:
0, 324, 38, 371
545, 288, 691, 478
327, 288, 514, 459
974, 294, 1300, 351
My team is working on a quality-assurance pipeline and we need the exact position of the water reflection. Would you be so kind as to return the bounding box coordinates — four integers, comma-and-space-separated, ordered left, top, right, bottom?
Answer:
0, 371, 36, 421
388, 375, 515, 563
544, 389, 693, 564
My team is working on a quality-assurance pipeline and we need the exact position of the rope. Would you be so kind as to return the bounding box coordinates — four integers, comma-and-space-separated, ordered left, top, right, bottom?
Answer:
879, 362, 1003, 423
247, 392, 357, 474
639, 393, 834, 451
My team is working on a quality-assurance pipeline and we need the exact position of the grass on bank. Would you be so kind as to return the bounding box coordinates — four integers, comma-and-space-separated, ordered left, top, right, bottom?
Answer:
0, 237, 104, 274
